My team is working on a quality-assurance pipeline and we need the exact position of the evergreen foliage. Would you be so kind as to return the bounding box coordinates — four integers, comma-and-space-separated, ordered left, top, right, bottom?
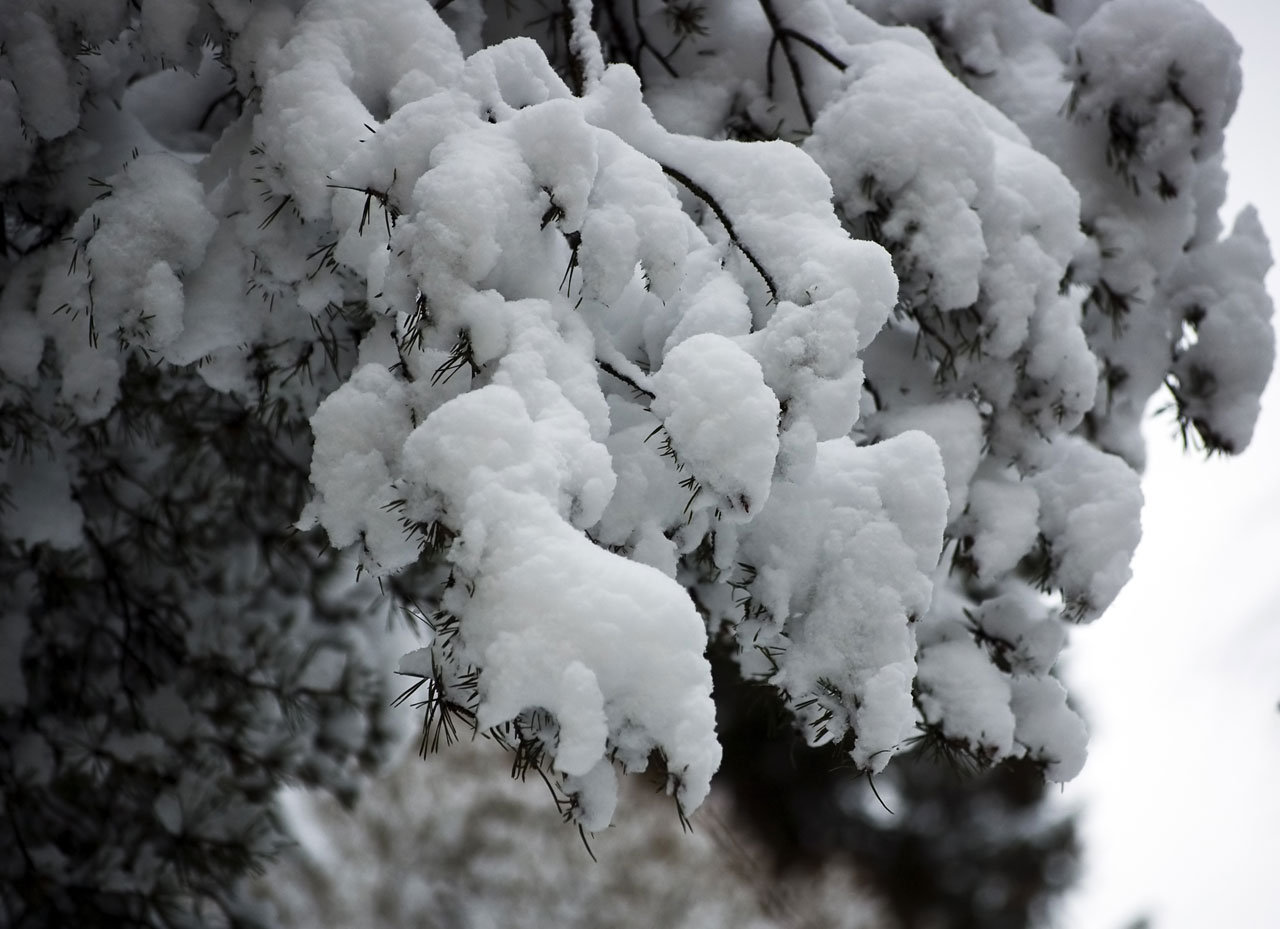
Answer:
0, 1, 1271, 926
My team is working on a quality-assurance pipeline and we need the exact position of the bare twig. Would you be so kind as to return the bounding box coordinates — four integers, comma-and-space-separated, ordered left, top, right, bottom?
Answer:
598, 359, 656, 400
660, 164, 779, 302
758, 0, 848, 128
632, 0, 679, 79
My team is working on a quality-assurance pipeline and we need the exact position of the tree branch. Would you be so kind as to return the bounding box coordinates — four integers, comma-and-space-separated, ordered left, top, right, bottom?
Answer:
778, 28, 848, 72
632, 0, 679, 80
759, 0, 847, 129
598, 359, 656, 400
660, 164, 779, 302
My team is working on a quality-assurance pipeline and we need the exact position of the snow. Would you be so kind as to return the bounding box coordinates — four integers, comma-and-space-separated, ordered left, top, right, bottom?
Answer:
397, 646, 435, 679
914, 574, 1084, 777
2, 0, 1270, 861
1164, 206, 1274, 452
562, 758, 618, 833
872, 399, 983, 524
138, 262, 187, 351
1009, 674, 1087, 781
166, 228, 258, 371
807, 40, 995, 314
584, 63, 899, 439
917, 637, 1017, 760
142, 687, 195, 742
139, 0, 199, 63
1070, 0, 1241, 188
566, 0, 605, 90
960, 474, 1042, 583
650, 334, 781, 517
5, 10, 78, 139
302, 363, 420, 574
1029, 436, 1144, 620
459, 495, 719, 808
153, 792, 183, 835
286, 12, 933, 821
734, 431, 948, 771
971, 589, 1066, 676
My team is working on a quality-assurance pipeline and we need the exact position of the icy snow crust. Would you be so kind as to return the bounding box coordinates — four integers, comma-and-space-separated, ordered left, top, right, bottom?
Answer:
1, 0, 1270, 833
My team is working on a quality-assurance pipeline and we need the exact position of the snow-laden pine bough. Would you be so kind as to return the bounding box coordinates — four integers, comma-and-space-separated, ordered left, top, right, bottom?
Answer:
0, 0, 1271, 918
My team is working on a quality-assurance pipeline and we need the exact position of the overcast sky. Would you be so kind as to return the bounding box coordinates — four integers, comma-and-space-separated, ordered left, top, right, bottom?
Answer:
1062, 2, 1280, 927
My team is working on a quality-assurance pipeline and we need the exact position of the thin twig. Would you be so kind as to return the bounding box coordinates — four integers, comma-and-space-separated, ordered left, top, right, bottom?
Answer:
660, 164, 779, 302
779, 28, 848, 71
633, 0, 679, 79
758, 0, 847, 129
598, 359, 656, 400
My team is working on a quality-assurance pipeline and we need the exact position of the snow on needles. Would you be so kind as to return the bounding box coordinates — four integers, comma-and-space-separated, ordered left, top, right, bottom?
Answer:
3, 0, 1268, 838
292, 1, 911, 819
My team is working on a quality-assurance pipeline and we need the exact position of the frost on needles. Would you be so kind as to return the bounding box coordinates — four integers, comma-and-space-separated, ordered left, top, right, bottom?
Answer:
0, 0, 1273, 923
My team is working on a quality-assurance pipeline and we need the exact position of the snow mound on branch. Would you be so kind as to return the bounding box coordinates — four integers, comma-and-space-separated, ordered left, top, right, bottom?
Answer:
733, 431, 948, 772
585, 65, 899, 442
957, 474, 1041, 583
651, 334, 780, 517
398, 384, 715, 817
872, 399, 983, 524
914, 580, 1084, 780
808, 41, 994, 314
466, 502, 718, 818
1029, 436, 1143, 621
296, 18, 905, 823
1011, 674, 1088, 781
1163, 207, 1275, 453
971, 589, 1067, 678
918, 637, 1017, 761
807, 36, 1097, 445
300, 364, 420, 574
1069, 0, 1241, 198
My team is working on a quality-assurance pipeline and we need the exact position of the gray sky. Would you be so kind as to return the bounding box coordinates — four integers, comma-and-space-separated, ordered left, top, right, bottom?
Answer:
1064, 2, 1280, 926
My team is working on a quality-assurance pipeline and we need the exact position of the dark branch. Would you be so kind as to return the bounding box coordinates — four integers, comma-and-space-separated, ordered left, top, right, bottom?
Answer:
758, 0, 847, 129
778, 28, 848, 71
598, 359, 656, 400
660, 163, 779, 302
632, 0, 679, 79
760, 0, 815, 127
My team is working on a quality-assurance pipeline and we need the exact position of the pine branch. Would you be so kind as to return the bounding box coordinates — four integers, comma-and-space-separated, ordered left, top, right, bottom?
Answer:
632, 0, 679, 80
758, 0, 847, 129
659, 164, 779, 302
597, 359, 655, 400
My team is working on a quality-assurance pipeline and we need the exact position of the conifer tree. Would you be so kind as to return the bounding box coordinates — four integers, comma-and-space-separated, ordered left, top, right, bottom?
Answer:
0, 1, 1271, 926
